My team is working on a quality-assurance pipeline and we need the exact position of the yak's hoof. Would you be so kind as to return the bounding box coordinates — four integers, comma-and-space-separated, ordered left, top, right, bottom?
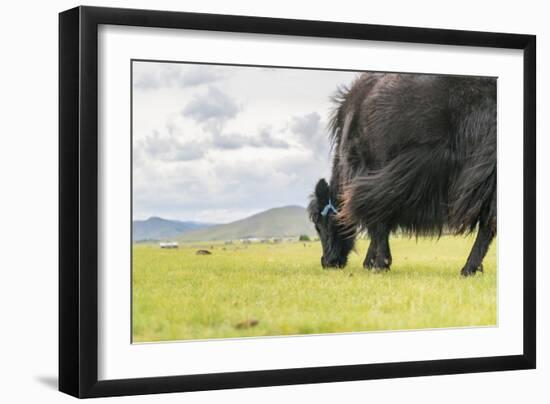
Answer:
461, 264, 483, 277
363, 258, 376, 270
372, 266, 390, 273
364, 258, 391, 272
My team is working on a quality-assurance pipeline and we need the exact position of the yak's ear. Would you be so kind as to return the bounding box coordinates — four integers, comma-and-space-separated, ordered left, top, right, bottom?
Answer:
315, 178, 330, 205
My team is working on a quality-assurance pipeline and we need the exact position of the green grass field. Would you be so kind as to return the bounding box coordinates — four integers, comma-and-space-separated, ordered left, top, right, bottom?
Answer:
132, 236, 497, 343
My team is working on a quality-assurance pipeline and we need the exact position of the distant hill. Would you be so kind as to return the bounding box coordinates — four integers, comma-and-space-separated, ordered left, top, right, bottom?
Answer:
133, 217, 214, 242
178, 205, 315, 242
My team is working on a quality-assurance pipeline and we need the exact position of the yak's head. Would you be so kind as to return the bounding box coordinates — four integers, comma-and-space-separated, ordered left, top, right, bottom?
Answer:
308, 179, 355, 268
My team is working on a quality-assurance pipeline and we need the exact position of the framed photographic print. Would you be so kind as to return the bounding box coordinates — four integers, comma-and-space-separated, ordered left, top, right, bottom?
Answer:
59, 6, 536, 398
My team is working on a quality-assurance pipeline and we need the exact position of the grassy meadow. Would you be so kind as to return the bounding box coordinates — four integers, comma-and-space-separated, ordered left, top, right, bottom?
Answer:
132, 236, 497, 343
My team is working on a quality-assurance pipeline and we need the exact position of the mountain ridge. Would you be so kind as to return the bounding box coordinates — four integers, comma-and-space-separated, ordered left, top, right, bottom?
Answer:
132, 217, 213, 242
177, 205, 315, 241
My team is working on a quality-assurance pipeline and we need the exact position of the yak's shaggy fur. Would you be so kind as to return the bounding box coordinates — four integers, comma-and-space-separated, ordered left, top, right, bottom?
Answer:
308, 73, 496, 276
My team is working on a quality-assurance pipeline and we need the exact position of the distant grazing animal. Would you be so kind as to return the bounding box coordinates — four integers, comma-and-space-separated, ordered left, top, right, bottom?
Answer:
196, 249, 212, 255
234, 319, 259, 329
308, 73, 496, 276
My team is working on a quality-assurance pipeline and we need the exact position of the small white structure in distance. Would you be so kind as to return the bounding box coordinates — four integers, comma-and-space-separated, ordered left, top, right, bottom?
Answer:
159, 241, 179, 249
241, 237, 261, 244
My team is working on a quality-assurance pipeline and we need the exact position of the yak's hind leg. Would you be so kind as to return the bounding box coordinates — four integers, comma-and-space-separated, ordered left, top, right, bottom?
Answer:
461, 220, 496, 276
364, 225, 392, 271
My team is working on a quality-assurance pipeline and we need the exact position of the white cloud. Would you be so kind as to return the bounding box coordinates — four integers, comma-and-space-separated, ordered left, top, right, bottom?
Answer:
182, 86, 240, 125
133, 63, 226, 90
289, 112, 330, 155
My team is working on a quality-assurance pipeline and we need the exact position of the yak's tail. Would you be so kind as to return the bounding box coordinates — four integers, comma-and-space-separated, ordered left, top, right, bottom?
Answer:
337, 145, 456, 237
449, 138, 496, 233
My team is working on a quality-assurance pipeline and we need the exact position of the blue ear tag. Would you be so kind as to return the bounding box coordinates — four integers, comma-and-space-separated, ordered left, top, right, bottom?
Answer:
321, 199, 338, 217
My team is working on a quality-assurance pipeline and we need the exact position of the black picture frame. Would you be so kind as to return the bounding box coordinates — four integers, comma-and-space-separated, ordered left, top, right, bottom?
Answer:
59, 5, 536, 398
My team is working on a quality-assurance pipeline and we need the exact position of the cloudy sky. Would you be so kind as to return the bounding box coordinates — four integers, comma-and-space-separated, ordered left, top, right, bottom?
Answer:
132, 61, 358, 223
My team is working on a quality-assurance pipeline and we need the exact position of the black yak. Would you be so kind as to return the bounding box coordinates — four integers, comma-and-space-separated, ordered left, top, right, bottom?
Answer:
308, 73, 496, 276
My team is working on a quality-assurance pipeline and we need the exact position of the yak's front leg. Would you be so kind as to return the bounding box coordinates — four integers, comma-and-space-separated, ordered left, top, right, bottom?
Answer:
364, 225, 392, 271
363, 237, 378, 269
461, 221, 496, 276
